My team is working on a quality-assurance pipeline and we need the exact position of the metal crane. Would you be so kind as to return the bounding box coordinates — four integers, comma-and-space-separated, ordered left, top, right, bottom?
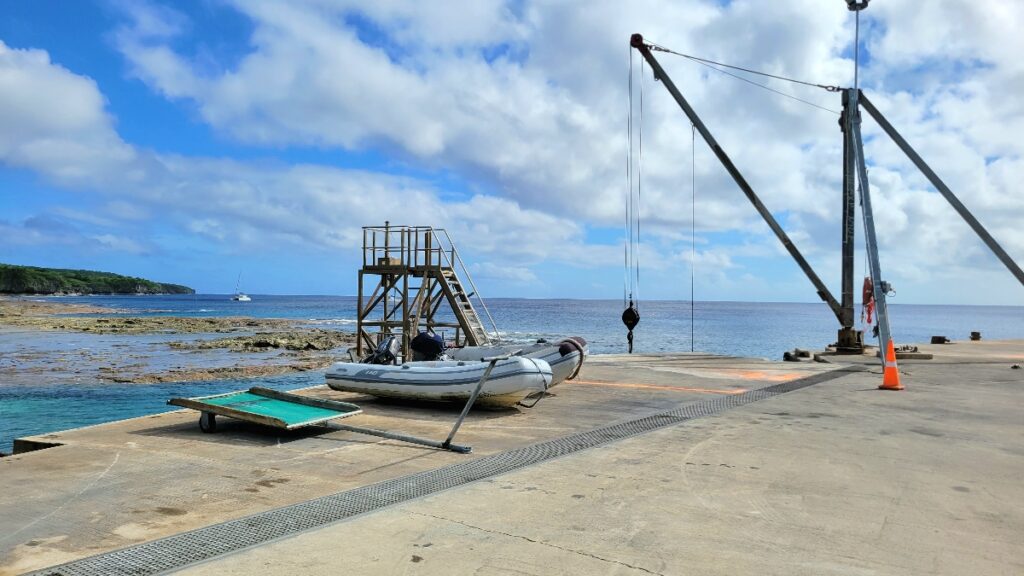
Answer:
629, 29, 1023, 360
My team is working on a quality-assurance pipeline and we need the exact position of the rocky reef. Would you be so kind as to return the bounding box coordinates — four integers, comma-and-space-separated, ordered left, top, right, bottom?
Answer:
0, 297, 355, 385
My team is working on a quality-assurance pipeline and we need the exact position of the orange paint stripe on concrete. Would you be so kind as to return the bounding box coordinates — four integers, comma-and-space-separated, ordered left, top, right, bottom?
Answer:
572, 379, 747, 395
704, 369, 805, 382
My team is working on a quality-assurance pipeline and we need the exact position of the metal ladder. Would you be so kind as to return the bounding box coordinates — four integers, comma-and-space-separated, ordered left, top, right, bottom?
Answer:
437, 267, 491, 346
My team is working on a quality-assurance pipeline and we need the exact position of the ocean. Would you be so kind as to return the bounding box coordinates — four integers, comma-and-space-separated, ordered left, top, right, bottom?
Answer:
2, 294, 1022, 452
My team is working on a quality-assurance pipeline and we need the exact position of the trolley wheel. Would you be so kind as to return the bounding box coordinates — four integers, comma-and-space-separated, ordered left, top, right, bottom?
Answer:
199, 412, 217, 433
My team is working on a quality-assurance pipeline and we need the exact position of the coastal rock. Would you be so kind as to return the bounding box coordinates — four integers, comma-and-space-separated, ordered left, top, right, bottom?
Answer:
0, 297, 355, 385
169, 330, 354, 352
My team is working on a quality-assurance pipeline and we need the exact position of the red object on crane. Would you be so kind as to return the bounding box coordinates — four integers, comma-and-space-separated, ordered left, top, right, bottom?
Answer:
862, 277, 875, 324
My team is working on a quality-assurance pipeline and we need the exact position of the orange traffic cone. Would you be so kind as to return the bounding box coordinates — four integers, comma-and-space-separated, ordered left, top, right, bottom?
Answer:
879, 339, 904, 390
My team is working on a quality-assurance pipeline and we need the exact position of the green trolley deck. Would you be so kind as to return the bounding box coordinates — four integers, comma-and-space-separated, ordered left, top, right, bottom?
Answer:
168, 387, 362, 433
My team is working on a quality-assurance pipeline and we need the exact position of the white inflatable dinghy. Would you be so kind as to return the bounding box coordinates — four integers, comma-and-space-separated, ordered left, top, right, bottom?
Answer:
326, 356, 552, 407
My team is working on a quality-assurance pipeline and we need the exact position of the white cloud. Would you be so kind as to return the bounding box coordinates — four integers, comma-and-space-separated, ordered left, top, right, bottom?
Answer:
0, 215, 156, 255
0, 37, 595, 279
0, 41, 138, 186
91, 233, 151, 255
106, 0, 868, 232
471, 261, 538, 284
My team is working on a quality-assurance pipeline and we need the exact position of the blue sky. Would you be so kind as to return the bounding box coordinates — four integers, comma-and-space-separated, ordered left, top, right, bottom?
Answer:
1, 1, 1022, 306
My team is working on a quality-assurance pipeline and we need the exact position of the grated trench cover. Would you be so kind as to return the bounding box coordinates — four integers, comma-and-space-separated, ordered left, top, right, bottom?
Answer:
28, 367, 858, 576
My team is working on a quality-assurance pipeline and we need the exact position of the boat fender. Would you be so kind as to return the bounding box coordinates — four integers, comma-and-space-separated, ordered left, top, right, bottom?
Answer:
557, 336, 588, 356
558, 337, 587, 381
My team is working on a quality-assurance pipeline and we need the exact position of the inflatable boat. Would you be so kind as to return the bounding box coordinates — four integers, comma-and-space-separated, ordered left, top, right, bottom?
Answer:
325, 356, 552, 407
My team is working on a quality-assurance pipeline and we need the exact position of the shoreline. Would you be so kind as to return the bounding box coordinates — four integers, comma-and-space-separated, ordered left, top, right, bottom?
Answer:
0, 296, 355, 385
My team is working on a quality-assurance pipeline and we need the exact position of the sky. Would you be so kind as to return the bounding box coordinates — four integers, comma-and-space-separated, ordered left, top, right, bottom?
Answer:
1, 0, 1022, 305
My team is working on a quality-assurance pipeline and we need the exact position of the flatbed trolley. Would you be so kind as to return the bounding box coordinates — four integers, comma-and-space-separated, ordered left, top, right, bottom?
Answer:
168, 387, 362, 433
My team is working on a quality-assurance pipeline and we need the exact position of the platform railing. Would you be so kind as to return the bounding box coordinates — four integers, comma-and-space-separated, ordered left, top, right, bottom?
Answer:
360, 224, 501, 344
433, 228, 501, 344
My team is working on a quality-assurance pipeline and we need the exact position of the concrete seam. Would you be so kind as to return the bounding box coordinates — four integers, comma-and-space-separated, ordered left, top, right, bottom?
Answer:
408, 510, 666, 576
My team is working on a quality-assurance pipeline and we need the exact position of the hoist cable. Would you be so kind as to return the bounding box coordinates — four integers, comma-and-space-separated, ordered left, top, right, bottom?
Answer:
692, 57, 839, 115
645, 42, 840, 116
690, 123, 696, 353
629, 53, 636, 302
622, 42, 644, 353
647, 42, 842, 92
635, 57, 644, 308
624, 47, 633, 307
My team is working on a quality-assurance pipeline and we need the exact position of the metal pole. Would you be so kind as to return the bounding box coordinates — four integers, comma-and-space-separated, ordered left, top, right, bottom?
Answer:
329, 423, 471, 454
849, 90, 892, 368
630, 33, 844, 323
859, 93, 1024, 287
841, 90, 857, 326
442, 355, 509, 450
836, 90, 861, 350
854, 9, 860, 90
356, 270, 364, 356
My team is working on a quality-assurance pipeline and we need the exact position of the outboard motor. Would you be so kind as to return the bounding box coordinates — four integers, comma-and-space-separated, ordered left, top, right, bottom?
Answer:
363, 335, 399, 365
410, 330, 446, 361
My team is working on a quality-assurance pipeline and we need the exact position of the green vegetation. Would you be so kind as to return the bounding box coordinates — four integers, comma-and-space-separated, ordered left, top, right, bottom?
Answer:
0, 264, 194, 295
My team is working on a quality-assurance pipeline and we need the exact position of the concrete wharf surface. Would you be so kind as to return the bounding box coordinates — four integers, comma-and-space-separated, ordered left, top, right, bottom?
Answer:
2, 341, 1022, 575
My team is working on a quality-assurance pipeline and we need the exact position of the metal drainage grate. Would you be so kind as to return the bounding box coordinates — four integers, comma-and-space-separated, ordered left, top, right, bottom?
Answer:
29, 367, 858, 576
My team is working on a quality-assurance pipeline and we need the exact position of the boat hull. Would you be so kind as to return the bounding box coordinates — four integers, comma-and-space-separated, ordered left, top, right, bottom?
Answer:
326, 357, 552, 407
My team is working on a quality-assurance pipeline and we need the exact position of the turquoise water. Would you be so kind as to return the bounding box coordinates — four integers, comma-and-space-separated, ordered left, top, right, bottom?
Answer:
1, 295, 1022, 452
0, 374, 321, 453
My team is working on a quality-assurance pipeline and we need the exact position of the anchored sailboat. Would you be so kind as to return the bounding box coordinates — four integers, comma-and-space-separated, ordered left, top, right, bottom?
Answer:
231, 273, 251, 302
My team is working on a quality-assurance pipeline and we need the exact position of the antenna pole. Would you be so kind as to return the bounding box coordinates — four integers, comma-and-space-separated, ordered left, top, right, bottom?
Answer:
846, 1, 869, 88
854, 11, 860, 89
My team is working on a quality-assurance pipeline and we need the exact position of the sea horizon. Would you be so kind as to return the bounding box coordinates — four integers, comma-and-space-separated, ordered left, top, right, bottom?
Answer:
18, 293, 1024, 308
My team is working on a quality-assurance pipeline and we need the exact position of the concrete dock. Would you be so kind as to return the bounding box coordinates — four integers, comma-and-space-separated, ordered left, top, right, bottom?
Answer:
2, 341, 1022, 575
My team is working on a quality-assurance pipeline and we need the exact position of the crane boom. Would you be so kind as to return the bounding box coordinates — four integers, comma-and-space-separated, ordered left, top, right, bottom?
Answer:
629, 33, 844, 323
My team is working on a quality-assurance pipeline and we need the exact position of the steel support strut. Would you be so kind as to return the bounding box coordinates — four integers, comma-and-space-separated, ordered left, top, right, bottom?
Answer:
859, 93, 1024, 287
849, 89, 893, 366
840, 93, 856, 325
630, 34, 844, 323
837, 90, 861, 350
